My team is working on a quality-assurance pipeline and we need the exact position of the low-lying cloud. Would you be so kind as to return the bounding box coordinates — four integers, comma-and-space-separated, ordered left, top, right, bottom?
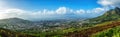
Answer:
0, 7, 105, 21
2, 0, 118, 20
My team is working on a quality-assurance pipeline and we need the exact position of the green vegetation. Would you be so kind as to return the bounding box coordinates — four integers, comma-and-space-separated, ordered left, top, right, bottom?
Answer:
21, 27, 90, 37
39, 20, 116, 37
0, 28, 35, 37
91, 26, 120, 37
90, 7, 120, 37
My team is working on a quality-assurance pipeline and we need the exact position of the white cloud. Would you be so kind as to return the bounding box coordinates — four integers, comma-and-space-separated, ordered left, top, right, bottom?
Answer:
76, 9, 85, 14
98, 0, 113, 6
92, 8, 105, 13
98, 0, 120, 7
0, 9, 27, 19
56, 7, 67, 14
75, 7, 105, 14
40, 9, 56, 15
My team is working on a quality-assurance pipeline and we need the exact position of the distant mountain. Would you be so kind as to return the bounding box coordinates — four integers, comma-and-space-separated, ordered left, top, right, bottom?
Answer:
0, 18, 34, 30
0, 18, 32, 24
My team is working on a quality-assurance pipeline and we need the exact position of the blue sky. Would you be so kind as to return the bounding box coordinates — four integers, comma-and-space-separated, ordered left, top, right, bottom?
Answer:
0, 0, 119, 20
4, 0, 101, 10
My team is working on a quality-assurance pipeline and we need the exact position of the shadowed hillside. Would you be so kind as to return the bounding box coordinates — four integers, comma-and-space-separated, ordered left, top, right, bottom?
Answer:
0, 28, 35, 37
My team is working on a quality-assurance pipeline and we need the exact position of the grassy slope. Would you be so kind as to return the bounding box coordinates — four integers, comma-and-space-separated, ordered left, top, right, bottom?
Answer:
91, 26, 120, 37
90, 20, 120, 37
65, 19, 120, 37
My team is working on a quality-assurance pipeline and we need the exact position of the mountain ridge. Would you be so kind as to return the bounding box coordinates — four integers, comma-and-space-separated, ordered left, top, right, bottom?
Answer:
89, 7, 120, 23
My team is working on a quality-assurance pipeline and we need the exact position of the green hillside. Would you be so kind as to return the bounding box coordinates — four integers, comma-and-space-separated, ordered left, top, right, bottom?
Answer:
65, 7, 120, 37
90, 7, 120, 37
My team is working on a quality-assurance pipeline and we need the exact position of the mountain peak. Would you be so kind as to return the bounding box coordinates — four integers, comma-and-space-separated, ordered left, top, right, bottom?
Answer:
114, 7, 120, 15
115, 7, 120, 10
91, 7, 120, 22
103, 7, 120, 16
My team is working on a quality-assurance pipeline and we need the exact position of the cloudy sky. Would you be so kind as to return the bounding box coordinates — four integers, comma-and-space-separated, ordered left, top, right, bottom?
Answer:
0, 0, 120, 21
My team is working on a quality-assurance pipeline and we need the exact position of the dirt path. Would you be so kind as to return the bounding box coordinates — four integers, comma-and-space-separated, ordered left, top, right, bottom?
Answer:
65, 21, 120, 37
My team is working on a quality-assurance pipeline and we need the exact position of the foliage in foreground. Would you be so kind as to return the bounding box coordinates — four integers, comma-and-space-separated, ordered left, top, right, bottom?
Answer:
0, 28, 35, 37
91, 26, 120, 37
